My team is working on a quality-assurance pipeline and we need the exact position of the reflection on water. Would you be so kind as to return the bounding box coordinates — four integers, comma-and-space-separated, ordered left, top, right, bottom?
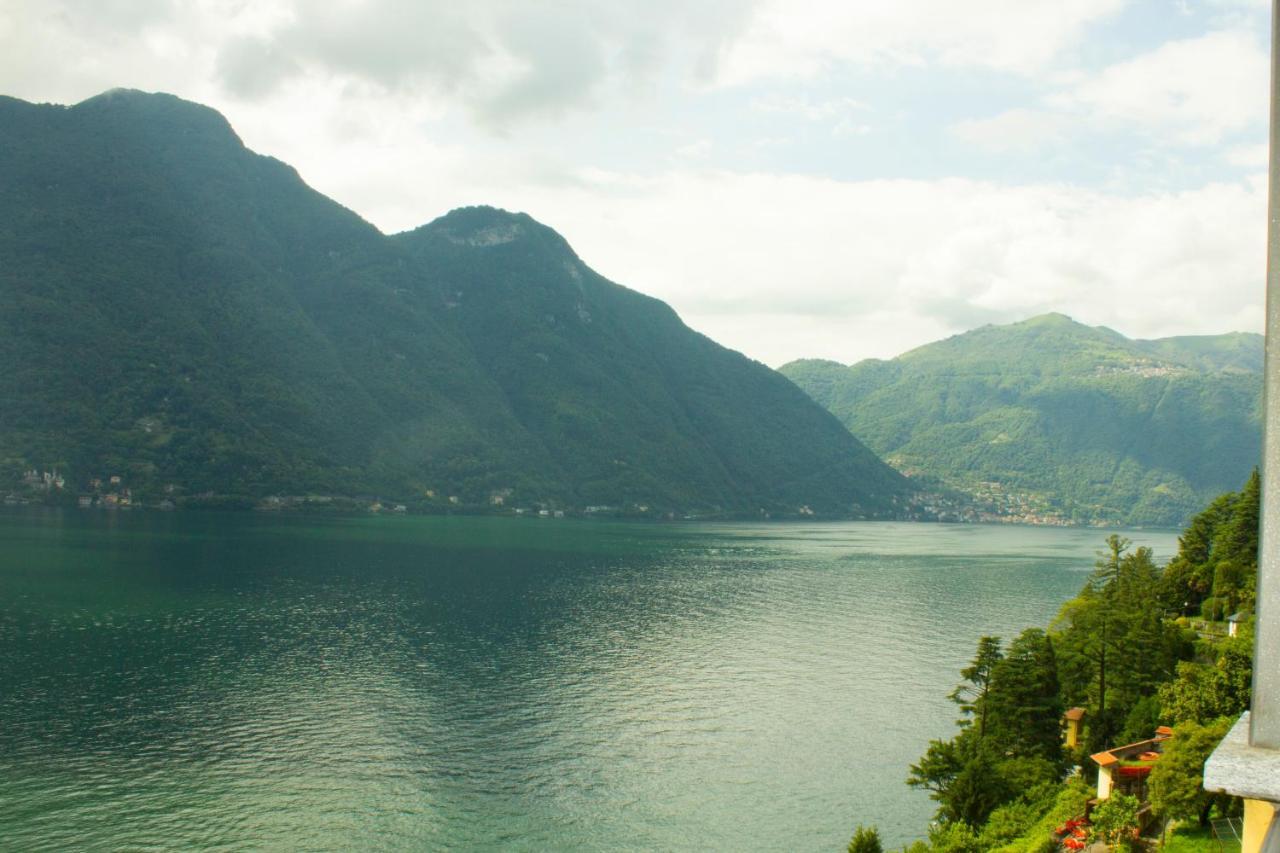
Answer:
0, 511, 1177, 850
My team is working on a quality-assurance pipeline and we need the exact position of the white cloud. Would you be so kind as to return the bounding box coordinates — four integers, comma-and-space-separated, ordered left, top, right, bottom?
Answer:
1053, 30, 1268, 145
714, 0, 1128, 84
0, 0, 1267, 368
949, 109, 1073, 154
299, 146, 1264, 364
951, 28, 1268, 163
675, 139, 714, 160
750, 94, 867, 121
0, 0, 758, 129
1225, 143, 1269, 168
214, 0, 758, 129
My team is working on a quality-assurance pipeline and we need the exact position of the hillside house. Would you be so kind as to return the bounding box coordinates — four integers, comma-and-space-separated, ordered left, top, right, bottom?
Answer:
1063, 707, 1086, 749
1091, 726, 1174, 803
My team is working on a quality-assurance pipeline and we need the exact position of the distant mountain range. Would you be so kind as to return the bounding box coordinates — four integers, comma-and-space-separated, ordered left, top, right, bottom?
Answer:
781, 314, 1262, 527
0, 89, 907, 517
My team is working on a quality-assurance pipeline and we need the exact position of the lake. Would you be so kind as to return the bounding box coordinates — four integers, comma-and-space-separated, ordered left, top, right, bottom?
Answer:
0, 510, 1179, 850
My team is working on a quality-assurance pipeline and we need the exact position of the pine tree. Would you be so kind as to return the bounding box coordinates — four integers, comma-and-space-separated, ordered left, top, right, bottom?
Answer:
985, 629, 1063, 763
948, 636, 1002, 737
847, 824, 883, 853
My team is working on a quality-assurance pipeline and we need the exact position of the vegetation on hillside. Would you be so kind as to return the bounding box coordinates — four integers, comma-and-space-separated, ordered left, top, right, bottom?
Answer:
782, 314, 1261, 527
851, 473, 1258, 851
0, 90, 906, 517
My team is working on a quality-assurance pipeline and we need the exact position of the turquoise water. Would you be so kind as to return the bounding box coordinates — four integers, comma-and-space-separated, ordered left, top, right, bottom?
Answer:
0, 511, 1178, 850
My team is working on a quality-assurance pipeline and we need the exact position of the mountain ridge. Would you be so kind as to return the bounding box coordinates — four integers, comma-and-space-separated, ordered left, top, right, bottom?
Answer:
0, 90, 906, 517
780, 314, 1262, 527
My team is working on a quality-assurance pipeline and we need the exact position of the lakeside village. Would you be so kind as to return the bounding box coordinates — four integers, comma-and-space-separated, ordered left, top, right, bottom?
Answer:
7, 466, 1093, 526
2, 468, 671, 518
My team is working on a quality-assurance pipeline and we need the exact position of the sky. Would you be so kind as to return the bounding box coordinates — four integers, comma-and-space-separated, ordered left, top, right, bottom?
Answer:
0, 0, 1272, 366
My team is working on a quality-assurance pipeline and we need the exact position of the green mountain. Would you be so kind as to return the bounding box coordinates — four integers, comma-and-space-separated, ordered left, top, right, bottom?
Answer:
0, 89, 906, 516
780, 313, 1262, 527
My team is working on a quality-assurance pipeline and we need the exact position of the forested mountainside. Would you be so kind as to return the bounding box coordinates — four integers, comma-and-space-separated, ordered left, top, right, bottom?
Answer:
781, 314, 1261, 527
0, 89, 906, 516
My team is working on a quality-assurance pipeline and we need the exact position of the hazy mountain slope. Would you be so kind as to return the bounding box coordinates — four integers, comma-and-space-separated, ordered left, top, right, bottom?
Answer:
780, 314, 1262, 526
0, 89, 905, 515
0, 90, 551, 499
1131, 332, 1263, 374
395, 206, 906, 512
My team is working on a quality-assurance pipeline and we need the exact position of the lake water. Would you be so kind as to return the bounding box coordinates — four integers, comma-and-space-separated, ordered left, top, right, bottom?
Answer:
0, 510, 1178, 851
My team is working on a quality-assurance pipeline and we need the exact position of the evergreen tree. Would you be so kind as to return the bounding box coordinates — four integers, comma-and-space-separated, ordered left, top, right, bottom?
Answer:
948, 636, 1002, 737
1218, 469, 1260, 572
1156, 491, 1232, 612
1157, 472, 1259, 614
907, 734, 969, 803
985, 629, 1063, 763
1053, 540, 1191, 748
847, 824, 883, 853
940, 749, 1013, 826
1090, 535, 1131, 592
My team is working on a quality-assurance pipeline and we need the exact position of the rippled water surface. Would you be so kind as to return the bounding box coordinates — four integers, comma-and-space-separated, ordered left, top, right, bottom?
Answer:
0, 511, 1178, 850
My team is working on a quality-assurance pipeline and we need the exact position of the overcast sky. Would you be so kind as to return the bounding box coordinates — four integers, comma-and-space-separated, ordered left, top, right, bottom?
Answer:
1, 0, 1271, 365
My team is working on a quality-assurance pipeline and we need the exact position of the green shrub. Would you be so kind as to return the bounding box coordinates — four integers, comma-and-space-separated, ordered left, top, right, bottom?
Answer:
1090, 793, 1142, 851
977, 799, 1041, 848
847, 824, 883, 853
927, 821, 982, 853
987, 778, 1093, 853
1200, 597, 1226, 621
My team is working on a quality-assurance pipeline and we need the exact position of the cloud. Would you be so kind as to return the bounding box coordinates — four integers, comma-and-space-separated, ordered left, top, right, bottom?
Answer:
951, 28, 1268, 164
1051, 30, 1268, 145
0, 0, 1138, 133
1225, 143, 1268, 168
206, 0, 758, 129
675, 139, 713, 160
750, 94, 868, 121
216, 36, 300, 99
714, 0, 1128, 84
585, 174, 1264, 364
0, 0, 1267, 368
949, 109, 1073, 154
312, 155, 1262, 364
0, 0, 758, 129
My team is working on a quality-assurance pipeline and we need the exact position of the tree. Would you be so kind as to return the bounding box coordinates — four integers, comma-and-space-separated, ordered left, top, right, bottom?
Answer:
985, 629, 1063, 763
1089, 792, 1142, 851
1217, 470, 1260, 575
948, 636, 1002, 737
1148, 718, 1234, 827
1090, 535, 1131, 592
908, 735, 967, 801
1118, 694, 1162, 745
1158, 625, 1252, 725
1156, 473, 1260, 615
942, 750, 1014, 826
1156, 492, 1232, 613
847, 824, 883, 853
1054, 539, 1191, 749
908, 731, 1018, 826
